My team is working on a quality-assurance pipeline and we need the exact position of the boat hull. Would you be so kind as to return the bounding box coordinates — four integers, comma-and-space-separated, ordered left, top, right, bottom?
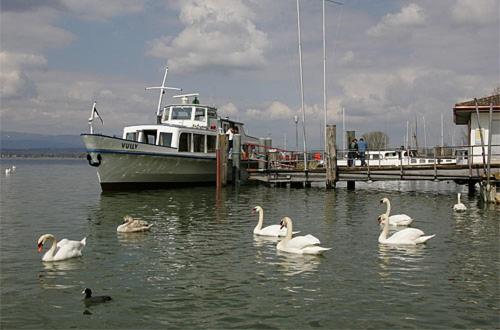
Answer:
82, 134, 222, 190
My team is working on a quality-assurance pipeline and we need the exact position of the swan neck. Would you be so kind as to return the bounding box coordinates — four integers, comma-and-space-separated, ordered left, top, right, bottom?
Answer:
286, 219, 293, 240
255, 209, 264, 230
384, 200, 391, 217
457, 194, 461, 203
48, 236, 57, 257
381, 216, 389, 240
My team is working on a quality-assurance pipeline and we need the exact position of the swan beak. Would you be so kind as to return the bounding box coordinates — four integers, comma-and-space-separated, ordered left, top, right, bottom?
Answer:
37, 243, 43, 252
377, 216, 382, 224
379, 199, 384, 204
280, 220, 285, 229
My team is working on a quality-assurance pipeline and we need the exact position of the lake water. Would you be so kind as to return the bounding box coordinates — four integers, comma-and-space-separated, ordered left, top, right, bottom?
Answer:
1, 159, 498, 329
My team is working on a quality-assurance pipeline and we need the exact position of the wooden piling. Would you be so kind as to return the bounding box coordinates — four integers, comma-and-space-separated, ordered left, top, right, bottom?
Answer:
258, 137, 266, 171
232, 134, 241, 185
264, 138, 272, 170
216, 133, 228, 188
325, 125, 337, 189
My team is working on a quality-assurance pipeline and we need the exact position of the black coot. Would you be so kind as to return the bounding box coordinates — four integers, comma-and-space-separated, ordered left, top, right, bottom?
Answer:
82, 288, 112, 306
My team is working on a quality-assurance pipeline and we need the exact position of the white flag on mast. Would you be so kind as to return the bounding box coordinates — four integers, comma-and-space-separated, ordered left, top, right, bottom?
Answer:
89, 101, 103, 124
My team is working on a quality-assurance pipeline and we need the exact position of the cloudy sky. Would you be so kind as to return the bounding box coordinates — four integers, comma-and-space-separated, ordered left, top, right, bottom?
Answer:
1, 0, 498, 149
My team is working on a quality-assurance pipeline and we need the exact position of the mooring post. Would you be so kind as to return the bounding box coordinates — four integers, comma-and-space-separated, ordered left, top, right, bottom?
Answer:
347, 180, 355, 190
216, 133, 228, 186
326, 125, 337, 189
258, 137, 266, 171
232, 134, 241, 185
264, 138, 272, 170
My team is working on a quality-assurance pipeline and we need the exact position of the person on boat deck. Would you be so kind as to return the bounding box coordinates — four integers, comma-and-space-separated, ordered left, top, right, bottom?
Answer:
193, 96, 199, 104
226, 126, 235, 155
348, 138, 358, 167
357, 138, 368, 166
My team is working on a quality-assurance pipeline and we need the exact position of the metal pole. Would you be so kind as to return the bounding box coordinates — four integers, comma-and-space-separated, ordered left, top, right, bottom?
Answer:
323, 0, 327, 164
486, 103, 493, 194
423, 115, 427, 155
474, 98, 487, 174
342, 107, 345, 150
294, 115, 299, 150
440, 113, 444, 148
296, 0, 308, 171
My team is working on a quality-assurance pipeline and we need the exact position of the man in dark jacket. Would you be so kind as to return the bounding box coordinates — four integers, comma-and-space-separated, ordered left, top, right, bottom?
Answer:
348, 138, 358, 167
358, 138, 368, 166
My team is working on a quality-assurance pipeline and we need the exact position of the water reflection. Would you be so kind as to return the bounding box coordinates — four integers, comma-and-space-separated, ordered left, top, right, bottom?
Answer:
275, 251, 321, 276
38, 260, 82, 290
252, 235, 280, 248
377, 244, 426, 281
116, 231, 152, 246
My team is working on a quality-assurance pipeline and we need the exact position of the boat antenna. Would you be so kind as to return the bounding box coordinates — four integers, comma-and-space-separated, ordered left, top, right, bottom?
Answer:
145, 66, 182, 118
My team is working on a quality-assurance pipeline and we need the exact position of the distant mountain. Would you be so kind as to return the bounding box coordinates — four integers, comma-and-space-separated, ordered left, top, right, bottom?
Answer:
0, 131, 84, 150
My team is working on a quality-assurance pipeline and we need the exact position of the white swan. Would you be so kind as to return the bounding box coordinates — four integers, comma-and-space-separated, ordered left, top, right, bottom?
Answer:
378, 214, 435, 245
378, 197, 413, 226
117, 215, 153, 233
37, 234, 86, 262
276, 217, 330, 255
5, 168, 11, 175
453, 193, 467, 212
252, 206, 298, 237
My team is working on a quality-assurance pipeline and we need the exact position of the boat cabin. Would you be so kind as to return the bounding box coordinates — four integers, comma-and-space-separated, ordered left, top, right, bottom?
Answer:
121, 99, 255, 154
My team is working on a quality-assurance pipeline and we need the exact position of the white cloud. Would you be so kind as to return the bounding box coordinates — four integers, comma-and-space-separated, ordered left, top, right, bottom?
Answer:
60, 0, 144, 21
219, 102, 239, 118
246, 101, 294, 120
367, 3, 426, 37
0, 10, 75, 52
147, 0, 269, 72
0, 52, 47, 100
451, 0, 498, 25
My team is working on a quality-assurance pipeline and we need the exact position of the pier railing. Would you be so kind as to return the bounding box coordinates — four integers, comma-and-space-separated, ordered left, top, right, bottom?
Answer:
244, 143, 500, 179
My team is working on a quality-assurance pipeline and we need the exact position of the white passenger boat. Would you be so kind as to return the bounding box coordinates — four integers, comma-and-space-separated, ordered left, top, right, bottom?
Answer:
81, 68, 258, 191
337, 149, 456, 167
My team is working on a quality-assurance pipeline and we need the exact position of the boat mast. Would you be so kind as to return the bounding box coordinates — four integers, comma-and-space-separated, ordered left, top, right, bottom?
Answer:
323, 0, 342, 161
145, 67, 182, 121
342, 107, 345, 150
296, 0, 308, 170
423, 115, 427, 154
440, 113, 444, 147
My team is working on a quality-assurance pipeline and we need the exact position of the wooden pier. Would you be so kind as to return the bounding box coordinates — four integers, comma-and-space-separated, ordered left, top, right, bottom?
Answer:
247, 164, 499, 186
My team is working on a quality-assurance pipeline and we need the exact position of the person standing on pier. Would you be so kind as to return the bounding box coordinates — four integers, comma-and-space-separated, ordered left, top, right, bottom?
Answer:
358, 138, 367, 166
348, 138, 358, 167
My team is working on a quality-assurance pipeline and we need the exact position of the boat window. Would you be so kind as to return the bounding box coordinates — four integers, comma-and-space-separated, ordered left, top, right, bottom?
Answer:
143, 130, 156, 145
194, 108, 206, 121
171, 107, 192, 120
125, 132, 137, 141
207, 135, 216, 152
178, 133, 191, 152
208, 109, 217, 119
372, 154, 380, 160
159, 132, 173, 147
193, 134, 205, 152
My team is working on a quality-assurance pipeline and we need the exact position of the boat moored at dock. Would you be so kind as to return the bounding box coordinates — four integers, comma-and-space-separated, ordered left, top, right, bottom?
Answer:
82, 68, 258, 191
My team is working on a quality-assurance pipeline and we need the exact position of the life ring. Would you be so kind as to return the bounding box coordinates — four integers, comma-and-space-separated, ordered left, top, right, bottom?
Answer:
86, 153, 102, 167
